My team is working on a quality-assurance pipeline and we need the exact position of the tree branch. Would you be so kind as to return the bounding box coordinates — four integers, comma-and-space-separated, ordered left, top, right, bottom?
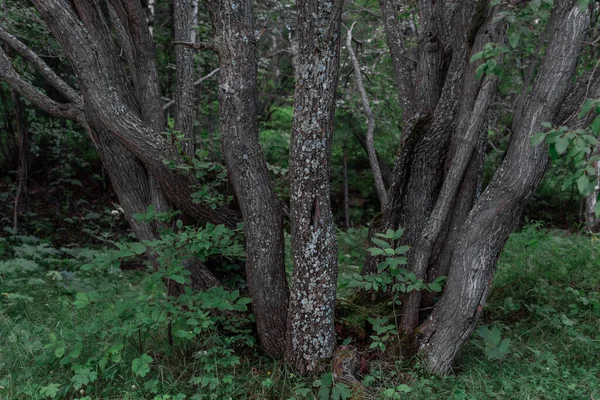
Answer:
0, 27, 80, 103
346, 22, 387, 208
0, 46, 83, 122
173, 41, 217, 52
163, 68, 220, 111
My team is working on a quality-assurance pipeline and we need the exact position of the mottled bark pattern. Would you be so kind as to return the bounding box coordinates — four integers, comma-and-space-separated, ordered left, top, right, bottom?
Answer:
286, 0, 344, 373
206, 0, 290, 356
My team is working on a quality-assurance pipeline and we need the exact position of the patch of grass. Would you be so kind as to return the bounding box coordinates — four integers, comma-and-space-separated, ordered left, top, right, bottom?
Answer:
365, 224, 600, 399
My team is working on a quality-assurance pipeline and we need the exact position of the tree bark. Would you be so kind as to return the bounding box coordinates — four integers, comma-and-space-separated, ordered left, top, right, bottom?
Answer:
286, 0, 344, 373
29, 0, 239, 228
174, 0, 196, 157
418, 1, 590, 373
0, 1, 233, 291
206, 0, 290, 357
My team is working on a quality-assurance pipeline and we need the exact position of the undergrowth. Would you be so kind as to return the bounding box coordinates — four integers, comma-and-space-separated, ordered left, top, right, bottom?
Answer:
1, 223, 599, 399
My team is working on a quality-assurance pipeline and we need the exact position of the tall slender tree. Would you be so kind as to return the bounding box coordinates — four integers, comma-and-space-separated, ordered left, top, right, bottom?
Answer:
286, 0, 344, 373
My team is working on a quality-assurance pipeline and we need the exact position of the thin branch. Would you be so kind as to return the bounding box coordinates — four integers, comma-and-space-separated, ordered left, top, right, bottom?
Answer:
346, 22, 387, 208
173, 40, 217, 52
0, 27, 80, 103
163, 68, 220, 110
0, 46, 83, 122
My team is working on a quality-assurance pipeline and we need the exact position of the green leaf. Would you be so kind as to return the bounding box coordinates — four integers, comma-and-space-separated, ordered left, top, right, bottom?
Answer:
530, 0, 541, 10
71, 366, 97, 389
579, 98, 596, 118
530, 132, 547, 146
394, 245, 410, 255
579, 0, 590, 12
475, 64, 487, 80
39, 383, 61, 399
591, 115, 600, 135
578, 174, 594, 196
332, 383, 352, 400
469, 51, 485, 63
367, 247, 385, 256
54, 346, 65, 358
371, 238, 391, 249
132, 353, 153, 377
509, 31, 520, 49
130, 242, 146, 255
68, 342, 83, 360
555, 137, 569, 155
428, 282, 442, 292
73, 292, 90, 309
594, 199, 600, 217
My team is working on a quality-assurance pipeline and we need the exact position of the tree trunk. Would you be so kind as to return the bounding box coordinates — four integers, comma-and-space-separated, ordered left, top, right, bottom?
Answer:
417, 1, 589, 373
11, 88, 28, 233
0, 0, 237, 292
286, 0, 344, 373
373, 0, 591, 373
206, 0, 290, 357
174, 0, 196, 157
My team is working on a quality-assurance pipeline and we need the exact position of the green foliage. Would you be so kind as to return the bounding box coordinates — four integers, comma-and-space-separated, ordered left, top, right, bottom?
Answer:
344, 228, 445, 295
531, 99, 600, 215
470, 43, 508, 79
475, 325, 512, 362
312, 372, 351, 400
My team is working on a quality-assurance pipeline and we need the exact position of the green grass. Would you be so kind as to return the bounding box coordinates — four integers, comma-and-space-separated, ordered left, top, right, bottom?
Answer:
1, 224, 600, 399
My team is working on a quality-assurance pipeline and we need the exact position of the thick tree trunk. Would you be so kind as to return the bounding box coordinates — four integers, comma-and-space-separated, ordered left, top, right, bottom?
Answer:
286, 0, 344, 373
206, 0, 290, 357
418, 2, 589, 373
363, 0, 489, 277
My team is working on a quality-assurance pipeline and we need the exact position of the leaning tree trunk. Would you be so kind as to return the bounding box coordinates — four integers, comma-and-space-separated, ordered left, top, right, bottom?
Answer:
286, 0, 344, 373
418, 1, 589, 373
28, 0, 239, 227
206, 0, 290, 357
0, 0, 238, 292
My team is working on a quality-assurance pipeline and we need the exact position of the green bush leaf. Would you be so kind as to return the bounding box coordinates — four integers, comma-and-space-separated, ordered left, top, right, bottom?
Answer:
132, 353, 153, 377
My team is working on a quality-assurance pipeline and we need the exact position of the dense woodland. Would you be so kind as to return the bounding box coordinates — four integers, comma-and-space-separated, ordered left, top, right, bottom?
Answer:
1, 0, 600, 398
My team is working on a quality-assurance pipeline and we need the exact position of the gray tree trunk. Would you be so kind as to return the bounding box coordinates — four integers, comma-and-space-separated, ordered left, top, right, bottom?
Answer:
375, 0, 591, 373
174, 0, 196, 157
419, 3, 589, 373
286, 0, 344, 373
206, 0, 290, 357
0, 0, 238, 292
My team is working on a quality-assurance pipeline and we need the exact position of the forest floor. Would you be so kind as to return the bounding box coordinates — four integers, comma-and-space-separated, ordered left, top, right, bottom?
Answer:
1, 185, 599, 399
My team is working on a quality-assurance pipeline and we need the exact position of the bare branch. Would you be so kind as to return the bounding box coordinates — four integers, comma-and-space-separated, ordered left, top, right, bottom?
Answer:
0, 27, 80, 103
0, 46, 83, 122
346, 22, 387, 208
173, 41, 217, 52
163, 68, 220, 110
